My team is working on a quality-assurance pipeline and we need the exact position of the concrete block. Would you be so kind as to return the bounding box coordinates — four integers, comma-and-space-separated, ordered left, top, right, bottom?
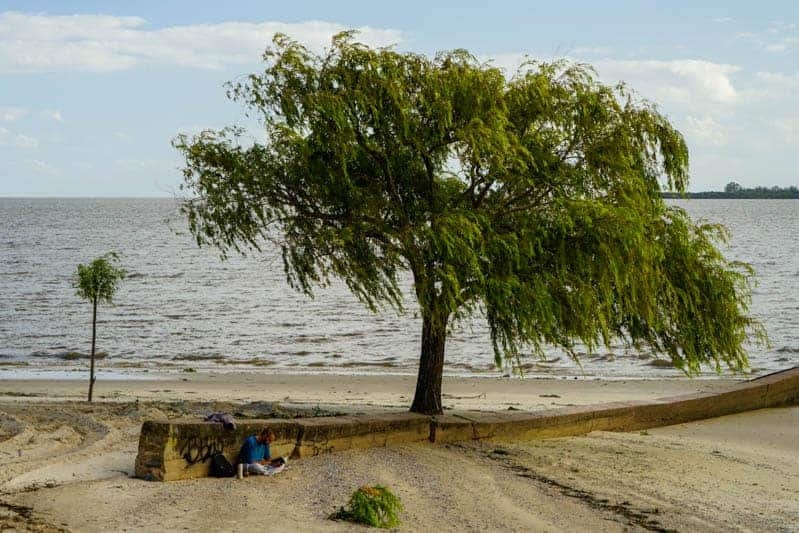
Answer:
135, 419, 299, 481
293, 413, 429, 458
135, 367, 799, 481
135, 414, 429, 481
761, 368, 799, 406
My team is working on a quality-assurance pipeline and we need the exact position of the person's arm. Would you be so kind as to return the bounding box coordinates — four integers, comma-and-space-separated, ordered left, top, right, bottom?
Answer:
257, 443, 272, 465
240, 437, 257, 464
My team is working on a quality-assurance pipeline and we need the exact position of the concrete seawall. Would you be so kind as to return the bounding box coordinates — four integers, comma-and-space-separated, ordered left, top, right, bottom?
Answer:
135, 367, 799, 481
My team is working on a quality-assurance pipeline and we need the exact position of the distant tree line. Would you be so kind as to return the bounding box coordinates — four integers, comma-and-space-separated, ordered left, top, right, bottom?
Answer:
663, 182, 799, 199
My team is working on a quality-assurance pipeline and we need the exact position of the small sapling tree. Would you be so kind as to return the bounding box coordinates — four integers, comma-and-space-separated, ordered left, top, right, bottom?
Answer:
74, 252, 126, 402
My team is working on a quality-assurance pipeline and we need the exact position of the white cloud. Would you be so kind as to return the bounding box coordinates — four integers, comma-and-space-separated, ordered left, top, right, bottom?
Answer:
488, 54, 741, 110
0, 126, 38, 147
13, 133, 38, 148
683, 115, 725, 146
596, 59, 741, 105
750, 72, 799, 103
40, 109, 64, 122
71, 161, 94, 171
747, 72, 799, 146
755, 71, 799, 87
114, 158, 171, 170
762, 35, 799, 53
27, 159, 58, 175
0, 12, 403, 73
570, 45, 613, 56
486, 50, 799, 189
0, 106, 28, 122
737, 22, 799, 53
772, 117, 799, 144
764, 43, 788, 53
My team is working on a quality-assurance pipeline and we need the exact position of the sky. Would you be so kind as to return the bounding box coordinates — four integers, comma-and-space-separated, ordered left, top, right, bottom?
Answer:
0, 0, 797, 196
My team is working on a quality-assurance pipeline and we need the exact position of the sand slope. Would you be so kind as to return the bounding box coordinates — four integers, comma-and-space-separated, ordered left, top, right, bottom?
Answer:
0, 375, 796, 531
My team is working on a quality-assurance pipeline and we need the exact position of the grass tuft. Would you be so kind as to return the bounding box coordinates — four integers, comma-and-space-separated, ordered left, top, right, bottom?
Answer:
331, 485, 403, 528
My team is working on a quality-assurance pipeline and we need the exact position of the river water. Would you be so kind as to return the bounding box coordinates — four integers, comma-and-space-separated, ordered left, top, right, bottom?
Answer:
0, 198, 796, 379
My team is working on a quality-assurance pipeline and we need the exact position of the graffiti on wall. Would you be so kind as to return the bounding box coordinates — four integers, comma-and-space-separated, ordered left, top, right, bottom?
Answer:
179, 435, 232, 465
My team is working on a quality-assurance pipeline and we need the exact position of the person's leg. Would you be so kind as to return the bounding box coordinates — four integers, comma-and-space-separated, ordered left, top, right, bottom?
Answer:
246, 463, 267, 475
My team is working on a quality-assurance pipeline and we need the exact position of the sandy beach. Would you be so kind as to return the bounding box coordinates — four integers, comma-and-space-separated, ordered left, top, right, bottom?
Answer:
0, 372, 797, 532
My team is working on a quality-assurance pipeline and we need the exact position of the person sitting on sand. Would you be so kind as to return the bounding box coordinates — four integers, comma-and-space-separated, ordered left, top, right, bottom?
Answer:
238, 427, 286, 475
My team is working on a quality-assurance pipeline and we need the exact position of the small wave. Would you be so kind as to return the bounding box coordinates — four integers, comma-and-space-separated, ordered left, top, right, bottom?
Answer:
28, 350, 110, 360
113, 361, 148, 368
647, 358, 675, 368
294, 334, 330, 344
338, 361, 399, 368
29, 350, 60, 358
774, 346, 798, 353
173, 354, 225, 361
447, 362, 493, 372
514, 361, 559, 371
212, 359, 253, 366
58, 351, 108, 360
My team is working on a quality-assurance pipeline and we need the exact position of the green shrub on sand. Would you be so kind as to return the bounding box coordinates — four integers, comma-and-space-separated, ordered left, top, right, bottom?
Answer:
332, 485, 403, 528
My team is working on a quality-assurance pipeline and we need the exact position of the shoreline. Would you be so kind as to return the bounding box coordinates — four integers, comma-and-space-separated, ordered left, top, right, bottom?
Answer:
0, 372, 745, 412
0, 352, 778, 381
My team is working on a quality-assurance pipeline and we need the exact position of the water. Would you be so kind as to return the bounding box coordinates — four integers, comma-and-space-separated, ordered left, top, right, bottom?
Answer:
0, 198, 797, 379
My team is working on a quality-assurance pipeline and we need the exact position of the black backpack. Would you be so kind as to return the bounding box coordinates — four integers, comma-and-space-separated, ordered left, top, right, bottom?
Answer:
209, 453, 236, 478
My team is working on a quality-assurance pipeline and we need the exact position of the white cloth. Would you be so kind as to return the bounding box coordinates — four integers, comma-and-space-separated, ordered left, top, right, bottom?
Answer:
245, 462, 286, 476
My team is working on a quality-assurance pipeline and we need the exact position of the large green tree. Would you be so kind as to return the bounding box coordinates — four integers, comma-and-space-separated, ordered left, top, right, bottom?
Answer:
175, 33, 765, 414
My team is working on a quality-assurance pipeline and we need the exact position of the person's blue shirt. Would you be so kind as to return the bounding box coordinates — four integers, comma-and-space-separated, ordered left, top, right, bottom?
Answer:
238, 435, 270, 464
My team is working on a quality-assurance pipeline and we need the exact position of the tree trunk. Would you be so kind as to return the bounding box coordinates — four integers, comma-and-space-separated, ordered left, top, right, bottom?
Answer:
88, 296, 97, 403
410, 310, 448, 415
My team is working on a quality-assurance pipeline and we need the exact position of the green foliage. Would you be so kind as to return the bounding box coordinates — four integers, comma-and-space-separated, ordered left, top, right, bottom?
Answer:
74, 252, 126, 305
175, 33, 766, 414
73, 252, 126, 402
332, 485, 403, 529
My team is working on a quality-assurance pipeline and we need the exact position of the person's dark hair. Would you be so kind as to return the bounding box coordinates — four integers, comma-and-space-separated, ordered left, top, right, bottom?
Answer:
260, 427, 275, 439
